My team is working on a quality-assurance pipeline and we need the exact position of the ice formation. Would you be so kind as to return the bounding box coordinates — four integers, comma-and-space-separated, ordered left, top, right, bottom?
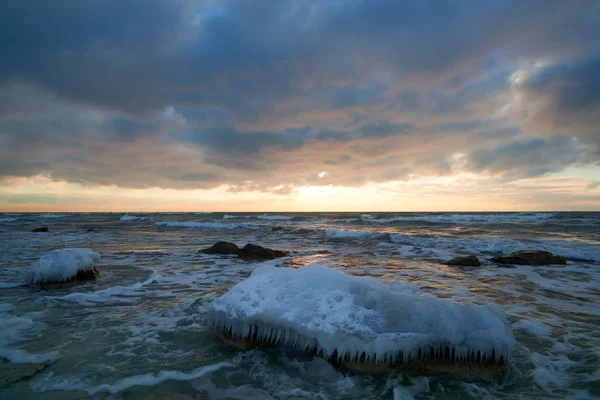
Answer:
208, 264, 514, 379
27, 248, 101, 284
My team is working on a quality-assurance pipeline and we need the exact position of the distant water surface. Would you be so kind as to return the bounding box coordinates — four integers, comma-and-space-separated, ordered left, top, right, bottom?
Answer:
0, 212, 599, 399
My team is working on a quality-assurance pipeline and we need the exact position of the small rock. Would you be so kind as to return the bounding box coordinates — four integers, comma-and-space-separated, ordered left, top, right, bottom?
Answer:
447, 255, 481, 267
199, 241, 240, 255
31, 227, 49, 232
238, 243, 287, 261
272, 226, 285, 232
491, 250, 566, 266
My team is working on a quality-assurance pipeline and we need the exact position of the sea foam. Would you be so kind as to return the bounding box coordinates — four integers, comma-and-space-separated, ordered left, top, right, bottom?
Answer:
208, 264, 514, 369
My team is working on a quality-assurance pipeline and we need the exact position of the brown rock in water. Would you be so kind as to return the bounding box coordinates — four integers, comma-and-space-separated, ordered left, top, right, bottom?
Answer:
199, 241, 240, 255
238, 243, 288, 261
491, 250, 566, 266
447, 255, 481, 267
31, 227, 49, 232
34, 266, 102, 290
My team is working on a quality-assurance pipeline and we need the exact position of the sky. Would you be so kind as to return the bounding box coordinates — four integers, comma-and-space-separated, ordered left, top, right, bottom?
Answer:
0, 0, 599, 212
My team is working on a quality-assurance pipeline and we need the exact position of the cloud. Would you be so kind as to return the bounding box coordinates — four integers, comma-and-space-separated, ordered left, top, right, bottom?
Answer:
0, 0, 598, 195
511, 57, 600, 150
468, 136, 586, 179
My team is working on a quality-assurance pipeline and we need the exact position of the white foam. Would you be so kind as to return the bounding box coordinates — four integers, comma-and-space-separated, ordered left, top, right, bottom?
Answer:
390, 234, 600, 262
257, 214, 293, 220
0, 217, 19, 222
30, 361, 233, 395
396, 245, 454, 261
531, 352, 577, 393
59, 271, 162, 305
393, 376, 430, 400
27, 248, 100, 284
415, 213, 554, 224
156, 221, 243, 229
326, 228, 385, 240
120, 214, 144, 221
511, 320, 551, 339
39, 213, 71, 218
0, 313, 57, 363
208, 264, 514, 363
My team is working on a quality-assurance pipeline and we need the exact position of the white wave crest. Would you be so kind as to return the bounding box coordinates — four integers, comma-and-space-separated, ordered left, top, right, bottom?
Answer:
156, 221, 242, 229
39, 214, 71, 218
326, 228, 385, 240
257, 214, 293, 220
119, 214, 145, 221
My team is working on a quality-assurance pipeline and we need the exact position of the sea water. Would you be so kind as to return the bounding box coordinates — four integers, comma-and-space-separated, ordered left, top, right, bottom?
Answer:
0, 212, 599, 399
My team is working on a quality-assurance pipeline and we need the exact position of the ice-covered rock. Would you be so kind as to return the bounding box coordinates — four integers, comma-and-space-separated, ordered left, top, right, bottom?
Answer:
27, 248, 101, 289
208, 264, 514, 380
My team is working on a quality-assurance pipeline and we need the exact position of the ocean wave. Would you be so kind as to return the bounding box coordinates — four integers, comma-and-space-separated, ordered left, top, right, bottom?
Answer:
156, 221, 245, 229
223, 215, 253, 219
360, 213, 556, 225
257, 214, 293, 220
414, 213, 555, 224
120, 214, 146, 221
326, 228, 388, 240
390, 234, 600, 262
30, 361, 234, 395
0, 217, 19, 223
39, 213, 71, 218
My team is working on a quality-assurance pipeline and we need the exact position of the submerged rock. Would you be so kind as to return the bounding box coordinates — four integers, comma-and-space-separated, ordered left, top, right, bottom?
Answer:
491, 250, 566, 266
0, 358, 51, 389
31, 227, 49, 232
447, 255, 481, 267
199, 241, 240, 255
200, 241, 288, 261
238, 243, 287, 261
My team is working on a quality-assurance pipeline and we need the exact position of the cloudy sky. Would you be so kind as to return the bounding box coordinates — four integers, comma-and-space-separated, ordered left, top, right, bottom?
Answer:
1, 0, 599, 211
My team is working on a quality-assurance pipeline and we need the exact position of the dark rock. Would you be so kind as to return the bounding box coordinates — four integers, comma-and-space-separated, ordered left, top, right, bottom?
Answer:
31, 227, 49, 232
34, 266, 102, 290
238, 243, 288, 261
199, 241, 240, 255
491, 250, 566, 266
0, 357, 52, 389
86, 227, 96, 232
271, 226, 284, 232
447, 255, 481, 267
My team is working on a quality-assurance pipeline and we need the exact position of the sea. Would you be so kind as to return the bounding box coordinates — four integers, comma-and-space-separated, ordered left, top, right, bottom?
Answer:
0, 211, 599, 399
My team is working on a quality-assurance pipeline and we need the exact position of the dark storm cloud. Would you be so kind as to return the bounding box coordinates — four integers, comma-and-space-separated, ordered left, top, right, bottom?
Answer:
512, 57, 600, 150
0, 0, 598, 190
468, 136, 585, 179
